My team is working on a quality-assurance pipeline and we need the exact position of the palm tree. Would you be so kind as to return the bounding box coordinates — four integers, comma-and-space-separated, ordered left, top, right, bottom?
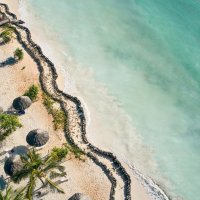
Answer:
12, 148, 68, 200
0, 185, 26, 200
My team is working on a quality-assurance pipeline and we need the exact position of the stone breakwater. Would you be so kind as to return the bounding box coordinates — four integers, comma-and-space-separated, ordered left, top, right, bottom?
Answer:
0, 3, 132, 200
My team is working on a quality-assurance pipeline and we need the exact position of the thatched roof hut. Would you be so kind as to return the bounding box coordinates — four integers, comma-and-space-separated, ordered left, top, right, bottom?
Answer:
12, 96, 32, 111
0, 106, 3, 113
26, 129, 49, 147
68, 193, 91, 200
4, 155, 23, 176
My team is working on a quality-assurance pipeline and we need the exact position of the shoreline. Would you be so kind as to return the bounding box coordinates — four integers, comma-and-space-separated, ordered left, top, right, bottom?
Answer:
0, 2, 172, 200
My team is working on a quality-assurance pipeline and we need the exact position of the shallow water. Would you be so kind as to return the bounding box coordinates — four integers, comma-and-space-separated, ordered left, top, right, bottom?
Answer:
20, 1, 200, 199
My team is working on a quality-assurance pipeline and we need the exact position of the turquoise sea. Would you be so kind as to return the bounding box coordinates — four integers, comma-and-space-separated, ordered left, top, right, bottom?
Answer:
20, 0, 200, 199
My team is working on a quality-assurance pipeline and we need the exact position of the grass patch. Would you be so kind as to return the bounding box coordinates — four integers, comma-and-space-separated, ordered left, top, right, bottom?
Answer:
42, 94, 84, 160
0, 113, 22, 141
42, 93, 66, 130
51, 146, 68, 161
1, 24, 16, 32
14, 48, 24, 61
64, 143, 84, 160
0, 25, 15, 43
24, 84, 39, 101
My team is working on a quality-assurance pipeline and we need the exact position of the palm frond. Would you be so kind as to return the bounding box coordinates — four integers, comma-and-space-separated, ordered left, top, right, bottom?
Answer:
56, 165, 65, 173
43, 155, 52, 165
4, 186, 12, 199
27, 149, 42, 163
49, 171, 67, 180
12, 168, 32, 183
0, 185, 26, 200
25, 173, 36, 200
43, 161, 59, 173
22, 151, 42, 170
0, 191, 4, 200
50, 147, 68, 161
45, 178, 64, 194
13, 187, 26, 200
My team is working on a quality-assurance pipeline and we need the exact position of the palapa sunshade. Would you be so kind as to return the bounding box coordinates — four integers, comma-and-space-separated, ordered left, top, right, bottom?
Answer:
26, 129, 49, 147
4, 155, 23, 176
12, 96, 32, 111
68, 193, 92, 200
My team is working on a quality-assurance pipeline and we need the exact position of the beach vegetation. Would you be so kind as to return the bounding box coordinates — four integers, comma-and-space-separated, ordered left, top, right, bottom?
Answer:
0, 27, 14, 44
0, 113, 22, 141
64, 144, 84, 160
14, 48, 24, 61
51, 146, 68, 161
0, 185, 26, 200
2, 24, 16, 32
24, 85, 39, 101
42, 93, 66, 130
12, 148, 67, 199
1, 33, 11, 43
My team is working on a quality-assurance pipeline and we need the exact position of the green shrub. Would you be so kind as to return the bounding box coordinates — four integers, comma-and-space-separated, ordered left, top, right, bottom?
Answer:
0, 28, 13, 43
51, 146, 68, 161
42, 93, 54, 112
24, 85, 39, 101
2, 24, 16, 32
64, 144, 84, 160
14, 48, 24, 61
1, 34, 11, 43
0, 30, 10, 37
52, 109, 66, 130
42, 93, 66, 130
0, 113, 22, 141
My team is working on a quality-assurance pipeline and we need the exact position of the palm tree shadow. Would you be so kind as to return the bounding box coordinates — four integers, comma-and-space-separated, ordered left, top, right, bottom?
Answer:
0, 41, 6, 46
0, 57, 16, 68
34, 190, 49, 199
0, 175, 7, 190
3, 106, 25, 116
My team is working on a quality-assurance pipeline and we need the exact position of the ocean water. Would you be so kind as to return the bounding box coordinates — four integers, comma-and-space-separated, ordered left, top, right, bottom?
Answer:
19, 0, 200, 200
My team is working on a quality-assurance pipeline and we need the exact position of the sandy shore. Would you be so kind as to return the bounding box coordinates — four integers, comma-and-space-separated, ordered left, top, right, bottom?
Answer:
0, 0, 66, 92
0, 1, 171, 200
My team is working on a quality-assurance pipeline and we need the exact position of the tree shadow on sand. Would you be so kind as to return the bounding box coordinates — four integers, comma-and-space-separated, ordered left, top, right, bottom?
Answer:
0, 57, 16, 68
0, 175, 7, 190
4, 107, 24, 116
0, 41, 7, 46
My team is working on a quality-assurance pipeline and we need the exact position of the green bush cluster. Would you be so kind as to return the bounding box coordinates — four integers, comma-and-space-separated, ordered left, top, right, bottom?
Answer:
42, 93, 66, 130
0, 113, 22, 141
0, 32, 11, 43
24, 85, 39, 101
14, 48, 24, 61
51, 146, 68, 161
0, 27, 14, 43
64, 144, 84, 160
